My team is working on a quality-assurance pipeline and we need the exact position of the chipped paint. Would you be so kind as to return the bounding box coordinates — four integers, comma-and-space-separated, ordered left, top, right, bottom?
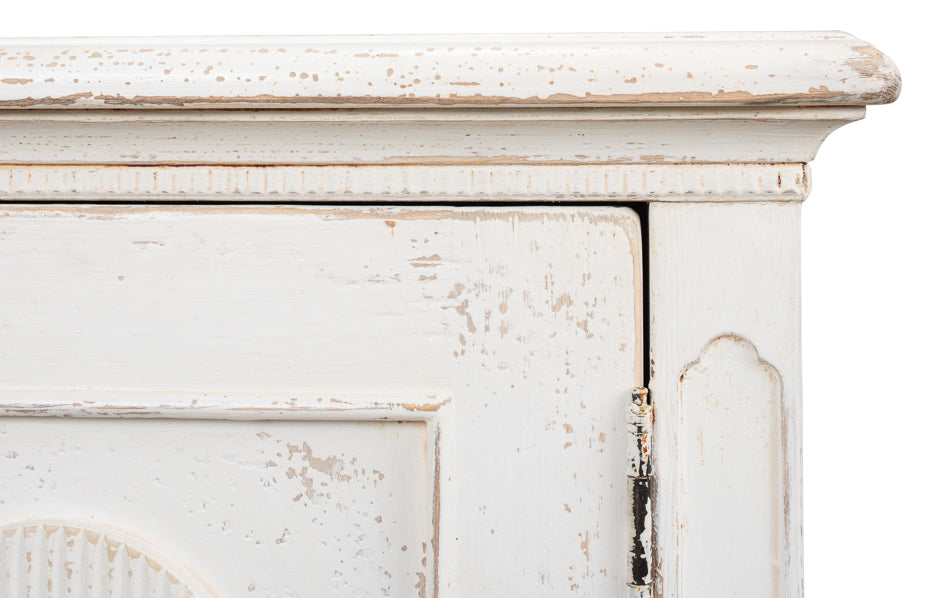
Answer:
0, 105, 864, 166
628, 387, 654, 590
0, 32, 887, 590
0, 33, 899, 109
0, 203, 648, 595
676, 334, 785, 597
0, 164, 813, 202
1, 418, 431, 595
846, 45, 902, 103
0, 88, 866, 108
0, 521, 217, 597
0, 203, 453, 221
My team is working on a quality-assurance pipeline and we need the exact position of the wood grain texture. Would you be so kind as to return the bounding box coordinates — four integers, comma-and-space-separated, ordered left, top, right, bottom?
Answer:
649, 203, 802, 598
0, 32, 902, 598
0, 33, 898, 109
0, 420, 431, 597
0, 106, 862, 165
0, 205, 643, 597
679, 336, 784, 596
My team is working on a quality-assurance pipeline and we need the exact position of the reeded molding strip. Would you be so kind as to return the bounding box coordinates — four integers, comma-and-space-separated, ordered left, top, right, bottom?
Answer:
0, 164, 809, 202
0, 521, 214, 597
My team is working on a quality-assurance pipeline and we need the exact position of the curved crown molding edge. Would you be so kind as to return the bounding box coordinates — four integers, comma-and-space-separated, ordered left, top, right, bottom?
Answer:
0, 32, 899, 109
0, 105, 863, 166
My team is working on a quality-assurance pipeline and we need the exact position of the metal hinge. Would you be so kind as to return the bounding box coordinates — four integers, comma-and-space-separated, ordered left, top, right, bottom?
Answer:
628, 387, 654, 598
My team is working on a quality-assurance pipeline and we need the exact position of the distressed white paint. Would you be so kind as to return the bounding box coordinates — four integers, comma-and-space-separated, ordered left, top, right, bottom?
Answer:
1, 419, 431, 597
650, 204, 803, 598
0, 205, 642, 597
0, 107, 861, 165
0, 33, 900, 598
0, 521, 214, 597
0, 163, 810, 202
0, 33, 898, 109
680, 336, 784, 596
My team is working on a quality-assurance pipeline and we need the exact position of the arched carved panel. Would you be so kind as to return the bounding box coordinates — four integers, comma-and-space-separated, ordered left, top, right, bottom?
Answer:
678, 334, 785, 597
0, 521, 214, 598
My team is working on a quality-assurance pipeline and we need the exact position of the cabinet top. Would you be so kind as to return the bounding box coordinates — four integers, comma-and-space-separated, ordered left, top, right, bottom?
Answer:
0, 32, 899, 110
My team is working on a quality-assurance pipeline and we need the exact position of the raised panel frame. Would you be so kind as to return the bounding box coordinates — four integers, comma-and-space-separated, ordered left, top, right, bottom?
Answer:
0, 204, 643, 597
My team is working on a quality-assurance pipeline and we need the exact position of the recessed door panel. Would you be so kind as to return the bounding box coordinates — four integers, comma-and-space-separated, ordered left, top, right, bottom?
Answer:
0, 205, 642, 597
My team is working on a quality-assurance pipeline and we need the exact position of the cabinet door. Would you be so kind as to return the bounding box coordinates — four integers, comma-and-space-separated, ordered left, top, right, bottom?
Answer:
0, 205, 642, 597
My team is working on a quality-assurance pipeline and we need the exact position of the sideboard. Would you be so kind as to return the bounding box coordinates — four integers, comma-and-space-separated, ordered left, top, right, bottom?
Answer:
0, 33, 899, 597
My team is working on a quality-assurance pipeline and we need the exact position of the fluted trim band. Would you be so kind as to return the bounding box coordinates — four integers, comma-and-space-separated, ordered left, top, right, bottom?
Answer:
0, 164, 808, 203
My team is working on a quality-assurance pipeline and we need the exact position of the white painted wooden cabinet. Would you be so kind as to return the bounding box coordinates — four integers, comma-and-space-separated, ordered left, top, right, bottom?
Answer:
0, 33, 898, 598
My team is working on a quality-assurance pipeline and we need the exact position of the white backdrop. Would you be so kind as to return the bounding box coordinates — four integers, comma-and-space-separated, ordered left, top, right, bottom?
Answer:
0, 2, 944, 596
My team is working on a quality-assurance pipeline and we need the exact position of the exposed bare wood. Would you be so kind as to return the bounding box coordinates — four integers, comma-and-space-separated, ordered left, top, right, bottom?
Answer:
0, 32, 900, 598
650, 203, 803, 598
0, 33, 898, 109
0, 163, 810, 202
0, 522, 215, 597
0, 106, 863, 165
0, 205, 642, 597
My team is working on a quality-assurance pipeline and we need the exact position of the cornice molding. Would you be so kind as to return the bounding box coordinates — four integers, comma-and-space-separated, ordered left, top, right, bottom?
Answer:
0, 33, 898, 109
0, 107, 862, 165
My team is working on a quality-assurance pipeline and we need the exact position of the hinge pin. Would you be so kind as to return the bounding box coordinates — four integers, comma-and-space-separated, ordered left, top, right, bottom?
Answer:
628, 387, 654, 596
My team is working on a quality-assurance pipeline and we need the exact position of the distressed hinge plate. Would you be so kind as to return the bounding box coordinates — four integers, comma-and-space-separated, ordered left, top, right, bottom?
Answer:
628, 386, 654, 598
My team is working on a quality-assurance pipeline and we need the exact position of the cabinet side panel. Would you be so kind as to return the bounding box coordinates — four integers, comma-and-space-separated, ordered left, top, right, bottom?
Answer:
649, 203, 802, 598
